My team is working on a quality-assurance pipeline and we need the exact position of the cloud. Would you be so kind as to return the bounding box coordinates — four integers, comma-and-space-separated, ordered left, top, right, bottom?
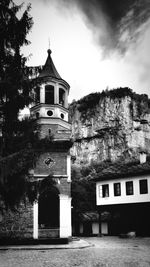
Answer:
42, 0, 150, 56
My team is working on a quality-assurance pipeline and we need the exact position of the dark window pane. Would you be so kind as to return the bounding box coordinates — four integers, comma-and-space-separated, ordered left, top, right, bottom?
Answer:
59, 88, 65, 106
114, 183, 121, 196
102, 184, 109, 197
45, 85, 54, 104
139, 179, 148, 194
126, 181, 133, 195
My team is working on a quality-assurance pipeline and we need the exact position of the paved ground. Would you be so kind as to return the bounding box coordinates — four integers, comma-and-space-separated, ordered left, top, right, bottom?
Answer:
0, 238, 91, 250
0, 236, 150, 267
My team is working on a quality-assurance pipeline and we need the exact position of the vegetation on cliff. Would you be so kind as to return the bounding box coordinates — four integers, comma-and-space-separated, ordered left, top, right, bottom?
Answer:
69, 87, 150, 122
72, 155, 150, 182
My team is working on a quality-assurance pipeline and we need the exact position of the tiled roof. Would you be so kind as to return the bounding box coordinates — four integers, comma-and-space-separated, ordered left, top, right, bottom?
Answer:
39, 49, 62, 80
80, 211, 99, 222
79, 211, 110, 222
93, 158, 150, 181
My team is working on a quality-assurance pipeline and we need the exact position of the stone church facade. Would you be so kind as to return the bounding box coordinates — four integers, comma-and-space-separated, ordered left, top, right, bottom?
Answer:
0, 48, 72, 240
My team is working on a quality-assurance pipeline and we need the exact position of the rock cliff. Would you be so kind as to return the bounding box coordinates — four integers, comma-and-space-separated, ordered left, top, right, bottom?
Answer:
69, 88, 150, 165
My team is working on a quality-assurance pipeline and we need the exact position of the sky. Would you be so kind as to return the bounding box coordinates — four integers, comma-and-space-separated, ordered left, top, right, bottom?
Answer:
15, 0, 150, 102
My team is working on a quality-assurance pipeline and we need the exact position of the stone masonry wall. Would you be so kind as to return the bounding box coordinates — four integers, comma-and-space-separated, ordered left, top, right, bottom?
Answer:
0, 201, 33, 238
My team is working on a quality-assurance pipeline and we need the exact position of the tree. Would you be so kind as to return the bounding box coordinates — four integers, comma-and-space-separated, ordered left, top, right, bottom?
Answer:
0, 0, 35, 209
0, 0, 33, 154
71, 165, 96, 225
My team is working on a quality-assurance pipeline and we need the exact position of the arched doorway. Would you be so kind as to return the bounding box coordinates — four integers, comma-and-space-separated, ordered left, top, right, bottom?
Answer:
38, 186, 59, 236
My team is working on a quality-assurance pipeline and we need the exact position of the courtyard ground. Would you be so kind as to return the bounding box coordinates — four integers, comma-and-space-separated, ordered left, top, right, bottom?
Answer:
0, 236, 150, 267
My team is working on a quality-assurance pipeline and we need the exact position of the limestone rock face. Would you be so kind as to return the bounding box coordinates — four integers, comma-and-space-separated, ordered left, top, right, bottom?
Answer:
69, 89, 150, 165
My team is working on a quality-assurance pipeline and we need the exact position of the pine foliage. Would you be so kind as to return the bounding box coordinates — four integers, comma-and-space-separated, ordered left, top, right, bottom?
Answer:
0, 0, 36, 209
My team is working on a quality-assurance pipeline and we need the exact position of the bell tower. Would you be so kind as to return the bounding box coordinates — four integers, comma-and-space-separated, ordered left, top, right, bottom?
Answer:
30, 48, 72, 240
30, 48, 71, 139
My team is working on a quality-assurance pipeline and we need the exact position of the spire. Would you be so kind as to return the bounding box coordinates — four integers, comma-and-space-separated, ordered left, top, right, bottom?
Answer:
39, 48, 62, 80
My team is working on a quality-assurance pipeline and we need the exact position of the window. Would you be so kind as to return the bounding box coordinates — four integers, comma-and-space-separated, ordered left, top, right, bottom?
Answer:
35, 86, 40, 103
47, 110, 53, 116
114, 183, 121, 196
139, 179, 148, 194
60, 113, 64, 119
126, 181, 133, 195
59, 88, 65, 106
45, 85, 54, 104
99, 184, 109, 198
36, 112, 40, 119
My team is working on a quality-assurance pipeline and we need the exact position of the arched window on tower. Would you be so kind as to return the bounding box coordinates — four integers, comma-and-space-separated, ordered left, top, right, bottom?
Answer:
45, 85, 54, 104
59, 88, 65, 107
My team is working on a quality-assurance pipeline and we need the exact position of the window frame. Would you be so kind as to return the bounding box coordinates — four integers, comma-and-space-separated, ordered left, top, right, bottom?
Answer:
45, 85, 54, 104
126, 181, 134, 195
99, 184, 109, 198
59, 88, 65, 107
114, 182, 121, 196
139, 179, 148, 194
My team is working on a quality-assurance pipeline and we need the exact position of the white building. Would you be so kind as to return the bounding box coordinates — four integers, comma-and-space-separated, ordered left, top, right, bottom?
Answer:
96, 152, 150, 236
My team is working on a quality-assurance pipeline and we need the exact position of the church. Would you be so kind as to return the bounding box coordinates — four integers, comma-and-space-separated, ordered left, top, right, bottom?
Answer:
0, 48, 73, 242
30, 48, 73, 239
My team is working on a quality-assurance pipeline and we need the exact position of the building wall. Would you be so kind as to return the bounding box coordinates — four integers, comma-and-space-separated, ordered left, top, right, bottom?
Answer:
0, 201, 33, 239
38, 123, 71, 140
92, 222, 99, 235
98, 202, 150, 236
78, 222, 99, 235
101, 222, 108, 235
96, 174, 150, 206
34, 152, 67, 176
